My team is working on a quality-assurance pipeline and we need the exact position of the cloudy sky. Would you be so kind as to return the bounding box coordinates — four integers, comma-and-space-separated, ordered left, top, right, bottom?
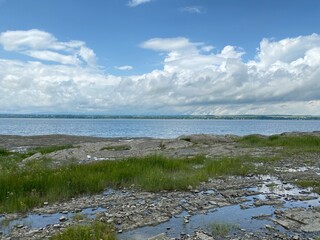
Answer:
0, 0, 320, 115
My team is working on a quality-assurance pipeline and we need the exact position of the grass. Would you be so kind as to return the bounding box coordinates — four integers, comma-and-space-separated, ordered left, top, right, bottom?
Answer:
51, 221, 116, 240
239, 134, 320, 153
296, 180, 320, 194
0, 145, 76, 173
208, 222, 238, 238
0, 155, 253, 213
0, 149, 11, 156
100, 145, 131, 151
30, 144, 75, 155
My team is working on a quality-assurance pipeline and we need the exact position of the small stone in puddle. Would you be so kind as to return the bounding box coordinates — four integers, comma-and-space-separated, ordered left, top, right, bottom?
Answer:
118, 229, 123, 233
59, 216, 67, 222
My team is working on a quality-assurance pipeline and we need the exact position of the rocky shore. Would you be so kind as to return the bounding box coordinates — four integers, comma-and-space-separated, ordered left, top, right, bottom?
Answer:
0, 133, 320, 240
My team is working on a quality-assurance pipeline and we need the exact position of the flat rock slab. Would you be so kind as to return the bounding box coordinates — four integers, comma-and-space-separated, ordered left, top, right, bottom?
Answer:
148, 233, 175, 240
275, 207, 320, 232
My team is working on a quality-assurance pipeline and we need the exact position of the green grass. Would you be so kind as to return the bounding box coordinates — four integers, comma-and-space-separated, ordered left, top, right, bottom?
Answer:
100, 145, 131, 151
30, 144, 75, 155
239, 134, 320, 153
0, 155, 253, 213
208, 222, 239, 238
0, 145, 75, 173
51, 221, 116, 240
296, 180, 320, 194
0, 149, 11, 156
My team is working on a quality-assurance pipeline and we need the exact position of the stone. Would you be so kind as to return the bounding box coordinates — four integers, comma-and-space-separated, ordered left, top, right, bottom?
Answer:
59, 216, 67, 222
53, 224, 61, 228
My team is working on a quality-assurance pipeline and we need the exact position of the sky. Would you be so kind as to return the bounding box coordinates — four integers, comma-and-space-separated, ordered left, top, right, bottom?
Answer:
0, 0, 320, 115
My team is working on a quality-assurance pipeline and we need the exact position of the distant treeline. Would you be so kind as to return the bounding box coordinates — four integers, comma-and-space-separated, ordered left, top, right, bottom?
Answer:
0, 114, 320, 120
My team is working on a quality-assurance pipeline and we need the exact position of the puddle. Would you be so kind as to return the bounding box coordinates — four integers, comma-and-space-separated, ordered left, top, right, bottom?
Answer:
0, 207, 105, 236
118, 205, 279, 239
119, 176, 320, 239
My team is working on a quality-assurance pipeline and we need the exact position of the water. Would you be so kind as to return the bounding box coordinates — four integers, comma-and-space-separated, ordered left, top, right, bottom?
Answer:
0, 118, 320, 138
120, 176, 320, 239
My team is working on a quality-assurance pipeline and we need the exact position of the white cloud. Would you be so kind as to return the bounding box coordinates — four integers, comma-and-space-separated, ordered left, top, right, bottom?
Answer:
180, 6, 205, 14
26, 50, 81, 65
140, 37, 199, 52
127, 0, 153, 7
1, 30, 320, 115
115, 65, 133, 71
0, 29, 96, 65
0, 29, 55, 51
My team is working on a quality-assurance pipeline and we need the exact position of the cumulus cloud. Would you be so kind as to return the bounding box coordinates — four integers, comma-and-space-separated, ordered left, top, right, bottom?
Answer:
127, 0, 153, 7
115, 65, 133, 71
0, 29, 96, 65
180, 6, 205, 14
140, 37, 197, 51
1, 30, 320, 115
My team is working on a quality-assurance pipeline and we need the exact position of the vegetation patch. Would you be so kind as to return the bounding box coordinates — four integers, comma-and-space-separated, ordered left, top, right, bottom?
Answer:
208, 222, 239, 238
0, 149, 11, 156
30, 144, 75, 155
0, 155, 253, 213
296, 180, 320, 194
51, 221, 116, 240
100, 145, 131, 151
239, 134, 320, 153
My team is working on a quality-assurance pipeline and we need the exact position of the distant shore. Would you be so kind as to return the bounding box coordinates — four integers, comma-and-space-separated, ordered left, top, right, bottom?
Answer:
1, 114, 320, 120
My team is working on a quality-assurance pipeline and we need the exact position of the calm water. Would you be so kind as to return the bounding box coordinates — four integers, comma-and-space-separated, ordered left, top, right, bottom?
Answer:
0, 118, 320, 138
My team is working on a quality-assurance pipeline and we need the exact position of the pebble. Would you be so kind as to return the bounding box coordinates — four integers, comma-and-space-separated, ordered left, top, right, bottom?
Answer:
59, 216, 67, 222
53, 224, 61, 228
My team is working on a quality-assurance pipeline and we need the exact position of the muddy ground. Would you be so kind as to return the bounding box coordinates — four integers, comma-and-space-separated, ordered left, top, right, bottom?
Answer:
0, 133, 320, 240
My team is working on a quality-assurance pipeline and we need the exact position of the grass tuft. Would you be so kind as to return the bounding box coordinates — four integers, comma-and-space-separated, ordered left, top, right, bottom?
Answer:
239, 134, 320, 153
51, 221, 116, 240
100, 145, 131, 151
30, 145, 75, 155
208, 222, 239, 238
296, 180, 320, 194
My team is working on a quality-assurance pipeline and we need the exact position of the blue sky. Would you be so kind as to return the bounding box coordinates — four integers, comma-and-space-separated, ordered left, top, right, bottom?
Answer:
0, 0, 320, 114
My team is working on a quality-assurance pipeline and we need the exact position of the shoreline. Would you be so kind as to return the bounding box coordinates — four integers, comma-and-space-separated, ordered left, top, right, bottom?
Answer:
1, 133, 320, 239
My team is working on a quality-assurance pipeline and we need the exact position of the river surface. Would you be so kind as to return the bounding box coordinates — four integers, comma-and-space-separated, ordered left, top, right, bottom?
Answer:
0, 118, 320, 138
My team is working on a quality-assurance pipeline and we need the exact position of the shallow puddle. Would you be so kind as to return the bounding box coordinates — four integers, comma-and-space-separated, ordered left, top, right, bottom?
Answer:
119, 175, 320, 239
0, 207, 105, 236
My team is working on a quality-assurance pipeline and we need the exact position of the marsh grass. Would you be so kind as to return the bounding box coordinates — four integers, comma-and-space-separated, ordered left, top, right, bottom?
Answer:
0, 149, 11, 156
30, 144, 75, 155
0, 155, 253, 213
296, 180, 320, 194
51, 221, 116, 240
208, 222, 239, 238
239, 134, 320, 152
100, 145, 131, 151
